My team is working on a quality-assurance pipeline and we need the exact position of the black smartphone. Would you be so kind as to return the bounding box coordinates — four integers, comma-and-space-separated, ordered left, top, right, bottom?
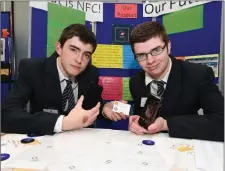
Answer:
138, 93, 162, 130
82, 81, 103, 110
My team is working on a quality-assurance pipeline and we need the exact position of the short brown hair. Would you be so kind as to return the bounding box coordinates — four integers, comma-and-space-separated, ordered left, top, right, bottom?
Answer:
58, 24, 97, 53
130, 21, 169, 53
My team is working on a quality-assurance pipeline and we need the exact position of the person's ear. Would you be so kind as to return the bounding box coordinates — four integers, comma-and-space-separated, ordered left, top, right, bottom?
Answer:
56, 42, 62, 56
167, 40, 171, 55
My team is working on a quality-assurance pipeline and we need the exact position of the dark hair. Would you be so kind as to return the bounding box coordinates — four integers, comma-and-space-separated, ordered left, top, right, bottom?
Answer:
58, 24, 97, 53
130, 21, 169, 53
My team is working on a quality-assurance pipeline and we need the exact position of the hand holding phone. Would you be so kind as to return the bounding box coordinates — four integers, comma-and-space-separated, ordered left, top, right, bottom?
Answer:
138, 94, 162, 130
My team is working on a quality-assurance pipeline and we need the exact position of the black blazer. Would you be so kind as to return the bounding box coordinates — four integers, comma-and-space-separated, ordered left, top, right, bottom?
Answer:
130, 57, 224, 141
2, 53, 105, 134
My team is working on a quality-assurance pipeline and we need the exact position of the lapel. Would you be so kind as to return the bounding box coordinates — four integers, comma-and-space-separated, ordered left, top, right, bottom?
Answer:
139, 71, 151, 96
160, 57, 183, 116
77, 65, 91, 99
43, 52, 63, 113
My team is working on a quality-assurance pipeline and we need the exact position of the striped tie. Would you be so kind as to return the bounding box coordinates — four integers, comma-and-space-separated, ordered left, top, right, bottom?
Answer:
62, 79, 75, 112
153, 80, 165, 97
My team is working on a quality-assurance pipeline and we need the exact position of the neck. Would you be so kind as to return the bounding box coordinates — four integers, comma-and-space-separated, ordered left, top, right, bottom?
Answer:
58, 57, 69, 78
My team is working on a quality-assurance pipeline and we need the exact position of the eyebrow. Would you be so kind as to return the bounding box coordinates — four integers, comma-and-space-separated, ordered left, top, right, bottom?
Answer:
135, 45, 162, 55
69, 45, 92, 54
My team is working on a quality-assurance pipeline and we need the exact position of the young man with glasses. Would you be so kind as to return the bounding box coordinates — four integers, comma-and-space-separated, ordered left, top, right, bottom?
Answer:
127, 21, 224, 141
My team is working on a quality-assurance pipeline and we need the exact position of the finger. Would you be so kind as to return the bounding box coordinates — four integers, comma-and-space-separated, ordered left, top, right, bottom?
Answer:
88, 117, 96, 126
129, 124, 144, 135
119, 112, 128, 120
76, 95, 84, 107
90, 102, 101, 113
132, 118, 148, 133
129, 115, 139, 125
90, 110, 100, 120
112, 112, 122, 120
147, 118, 162, 133
120, 100, 128, 104
111, 114, 118, 122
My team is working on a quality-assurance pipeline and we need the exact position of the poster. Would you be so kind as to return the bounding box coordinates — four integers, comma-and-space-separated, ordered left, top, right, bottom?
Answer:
122, 77, 133, 101
185, 54, 219, 77
115, 4, 137, 18
112, 24, 132, 45
92, 44, 122, 68
123, 45, 141, 69
99, 76, 122, 100
47, 3, 85, 57
163, 5, 203, 34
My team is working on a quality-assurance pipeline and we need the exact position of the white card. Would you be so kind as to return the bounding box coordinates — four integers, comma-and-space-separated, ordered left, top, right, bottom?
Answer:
43, 109, 58, 114
112, 101, 131, 115
140, 97, 147, 107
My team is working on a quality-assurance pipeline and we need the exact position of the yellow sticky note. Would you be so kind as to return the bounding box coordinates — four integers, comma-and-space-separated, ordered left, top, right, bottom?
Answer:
177, 146, 193, 152
18, 139, 40, 145
92, 44, 123, 68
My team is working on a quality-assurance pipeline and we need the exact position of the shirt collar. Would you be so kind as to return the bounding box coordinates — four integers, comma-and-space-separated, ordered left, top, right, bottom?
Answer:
56, 58, 76, 82
145, 58, 172, 86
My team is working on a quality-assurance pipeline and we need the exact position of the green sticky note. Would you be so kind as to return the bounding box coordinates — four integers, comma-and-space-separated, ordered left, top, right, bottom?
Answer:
47, 3, 85, 57
163, 5, 203, 34
122, 77, 133, 101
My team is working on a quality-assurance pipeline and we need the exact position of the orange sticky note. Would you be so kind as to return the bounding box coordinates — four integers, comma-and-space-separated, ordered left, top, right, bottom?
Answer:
115, 4, 137, 18
2, 29, 10, 38
175, 56, 185, 60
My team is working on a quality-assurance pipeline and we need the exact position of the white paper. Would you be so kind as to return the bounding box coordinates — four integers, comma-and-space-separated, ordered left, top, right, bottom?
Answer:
143, 1, 211, 17
1, 134, 44, 169
29, 1, 103, 22
4, 129, 170, 171
194, 140, 223, 171
1, 38, 5, 61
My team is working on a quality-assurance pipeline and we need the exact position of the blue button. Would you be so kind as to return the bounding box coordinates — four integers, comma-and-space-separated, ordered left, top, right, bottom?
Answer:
27, 133, 44, 137
1, 153, 10, 161
20, 138, 35, 144
142, 140, 155, 145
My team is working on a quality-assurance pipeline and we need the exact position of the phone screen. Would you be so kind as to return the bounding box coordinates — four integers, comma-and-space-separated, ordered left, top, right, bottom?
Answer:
82, 81, 103, 110
138, 94, 161, 129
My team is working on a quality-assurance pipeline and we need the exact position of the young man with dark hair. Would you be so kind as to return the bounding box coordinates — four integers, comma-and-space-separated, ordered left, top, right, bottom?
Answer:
2, 24, 105, 134
127, 21, 224, 141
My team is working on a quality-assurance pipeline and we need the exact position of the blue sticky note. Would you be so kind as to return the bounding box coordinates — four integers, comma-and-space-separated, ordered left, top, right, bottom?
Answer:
123, 45, 141, 69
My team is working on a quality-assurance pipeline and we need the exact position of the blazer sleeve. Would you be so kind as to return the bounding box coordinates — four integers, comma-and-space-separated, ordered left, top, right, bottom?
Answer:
1, 60, 60, 135
167, 67, 224, 141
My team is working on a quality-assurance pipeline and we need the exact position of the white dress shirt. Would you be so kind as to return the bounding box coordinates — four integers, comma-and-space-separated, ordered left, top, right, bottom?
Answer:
145, 58, 172, 96
54, 58, 78, 133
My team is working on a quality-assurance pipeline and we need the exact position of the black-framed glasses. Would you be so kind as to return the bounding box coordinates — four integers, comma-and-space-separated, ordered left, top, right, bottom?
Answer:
135, 44, 167, 62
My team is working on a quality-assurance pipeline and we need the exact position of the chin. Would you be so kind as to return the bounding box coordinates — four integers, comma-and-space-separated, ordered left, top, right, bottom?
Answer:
147, 69, 162, 78
68, 69, 80, 76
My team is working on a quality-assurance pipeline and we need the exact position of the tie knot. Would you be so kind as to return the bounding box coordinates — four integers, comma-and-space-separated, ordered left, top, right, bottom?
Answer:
152, 80, 165, 87
156, 80, 165, 87
65, 79, 72, 85
152, 80, 166, 97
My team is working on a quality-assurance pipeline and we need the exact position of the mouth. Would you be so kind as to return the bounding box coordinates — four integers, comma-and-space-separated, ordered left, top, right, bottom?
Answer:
70, 65, 80, 70
147, 63, 159, 70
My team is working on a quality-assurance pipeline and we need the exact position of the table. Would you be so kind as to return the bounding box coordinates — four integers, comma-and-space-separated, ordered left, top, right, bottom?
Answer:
1, 128, 223, 171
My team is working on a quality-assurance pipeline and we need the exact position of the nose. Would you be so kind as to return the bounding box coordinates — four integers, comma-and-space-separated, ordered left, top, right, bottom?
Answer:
75, 53, 83, 64
146, 54, 155, 64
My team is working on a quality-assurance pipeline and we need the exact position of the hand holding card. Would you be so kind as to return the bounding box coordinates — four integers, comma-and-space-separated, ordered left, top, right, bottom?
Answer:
112, 101, 131, 116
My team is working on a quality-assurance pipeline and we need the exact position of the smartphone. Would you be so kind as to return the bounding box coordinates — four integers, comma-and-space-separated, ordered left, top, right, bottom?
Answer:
82, 81, 103, 110
138, 93, 162, 130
